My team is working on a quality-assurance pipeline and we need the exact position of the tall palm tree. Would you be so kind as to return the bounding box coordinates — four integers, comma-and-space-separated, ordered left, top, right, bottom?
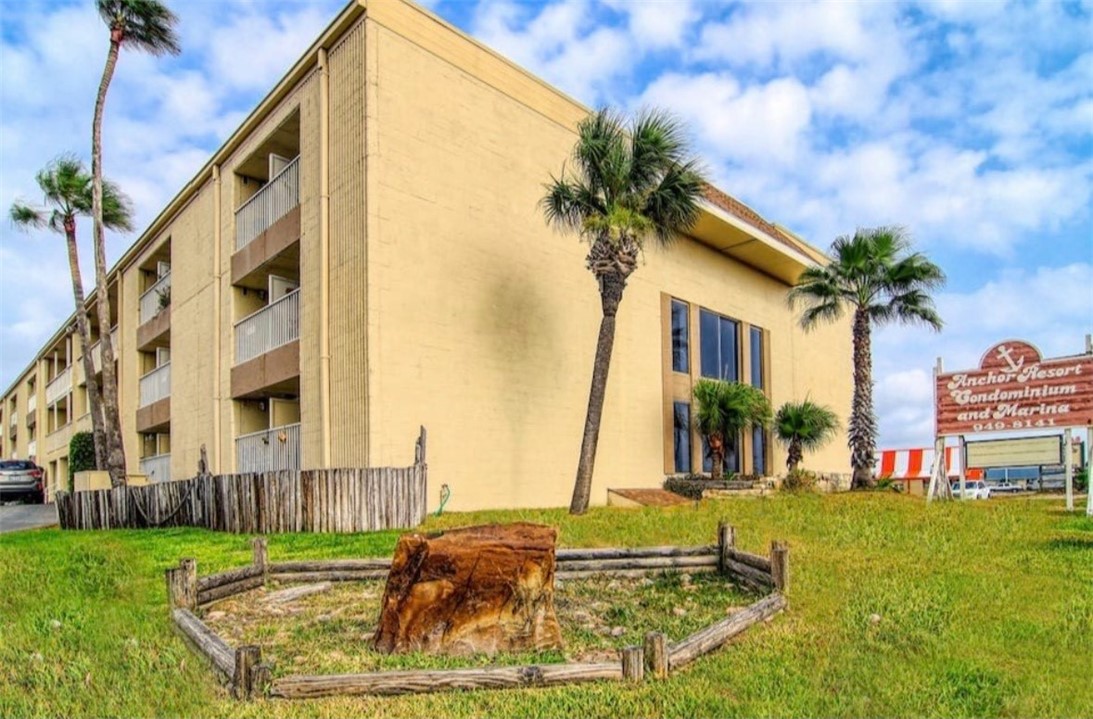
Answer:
774, 399, 840, 473
788, 227, 944, 488
693, 380, 772, 481
10, 155, 134, 472
92, 0, 181, 486
542, 108, 707, 514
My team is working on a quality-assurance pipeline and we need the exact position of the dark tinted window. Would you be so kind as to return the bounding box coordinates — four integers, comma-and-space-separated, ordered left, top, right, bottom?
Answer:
752, 426, 766, 476
673, 402, 691, 473
700, 309, 739, 381
670, 300, 689, 373
750, 326, 764, 388
0, 460, 35, 470
702, 433, 740, 475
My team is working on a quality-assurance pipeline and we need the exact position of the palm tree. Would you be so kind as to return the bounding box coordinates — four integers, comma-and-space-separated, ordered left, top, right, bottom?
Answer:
774, 399, 840, 473
692, 379, 772, 481
10, 155, 134, 472
92, 0, 180, 486
788, 227, 944, 488
542, 108, 707, 514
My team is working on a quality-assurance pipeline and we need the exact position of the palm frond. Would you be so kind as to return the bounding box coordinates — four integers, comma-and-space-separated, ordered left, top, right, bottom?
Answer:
98, 0, 181, 56
774, 399, 840, 452
9, 202, 46, 230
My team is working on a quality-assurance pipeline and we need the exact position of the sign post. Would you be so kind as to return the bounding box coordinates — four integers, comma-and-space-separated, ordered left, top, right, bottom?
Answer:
932, 339, 1093, 509
1064, 427, 1074, 511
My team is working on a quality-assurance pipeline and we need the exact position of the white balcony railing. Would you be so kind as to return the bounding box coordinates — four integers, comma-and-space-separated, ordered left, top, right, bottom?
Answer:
45, 366, 72, 405
90, 327, 120, 375
236, 423, 301, 473
139, 272, 172, 325
27, 394, 37, 414
234, 289, 300, 365
234, 156, 300, 251
139, 453, 172, 483
138, 363, 171, 407
27, 439, 37, 458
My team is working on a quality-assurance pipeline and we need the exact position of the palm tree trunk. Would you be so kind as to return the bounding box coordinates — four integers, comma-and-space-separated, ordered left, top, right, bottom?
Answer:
63, 220, 108, 471
787, 438, 803, 473
92, 38, 127, 488
570, 272, 627, 515
709, 434, 725, 481
849, 308, 877, 489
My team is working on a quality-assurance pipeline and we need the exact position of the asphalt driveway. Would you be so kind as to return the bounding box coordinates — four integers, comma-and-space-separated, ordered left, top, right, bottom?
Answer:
0, 503, 58, 533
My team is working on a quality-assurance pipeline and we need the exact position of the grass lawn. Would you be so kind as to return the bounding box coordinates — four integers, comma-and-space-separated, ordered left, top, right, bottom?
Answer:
1, 493, 1091, 718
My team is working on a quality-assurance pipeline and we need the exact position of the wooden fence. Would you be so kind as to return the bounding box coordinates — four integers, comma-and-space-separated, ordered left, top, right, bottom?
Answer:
55, 429, 428, 534
166, 521, 789, 700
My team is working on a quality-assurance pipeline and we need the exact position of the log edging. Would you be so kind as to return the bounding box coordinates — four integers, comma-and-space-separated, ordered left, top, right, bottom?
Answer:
168, 519, 791, 701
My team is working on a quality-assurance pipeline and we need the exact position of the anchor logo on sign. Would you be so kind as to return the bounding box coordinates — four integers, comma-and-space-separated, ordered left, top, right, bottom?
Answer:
995, 344, 1025, 373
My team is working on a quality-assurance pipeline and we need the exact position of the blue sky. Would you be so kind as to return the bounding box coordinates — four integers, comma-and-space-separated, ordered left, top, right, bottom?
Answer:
1, 0, 1091, 449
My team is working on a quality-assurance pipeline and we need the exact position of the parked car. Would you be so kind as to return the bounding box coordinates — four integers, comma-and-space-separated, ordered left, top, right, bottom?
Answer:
950, 479, 991, 500
0, 460, 46, 504
990, 480, 1022, 494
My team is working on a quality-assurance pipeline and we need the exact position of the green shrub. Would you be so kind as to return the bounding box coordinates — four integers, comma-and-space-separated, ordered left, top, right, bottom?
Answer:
782, 468, 818, 492
68, 431, 96, 493
1075, 467, 1088, 493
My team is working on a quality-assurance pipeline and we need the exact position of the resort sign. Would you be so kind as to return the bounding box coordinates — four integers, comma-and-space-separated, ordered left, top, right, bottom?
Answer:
935, 340, 1093, 436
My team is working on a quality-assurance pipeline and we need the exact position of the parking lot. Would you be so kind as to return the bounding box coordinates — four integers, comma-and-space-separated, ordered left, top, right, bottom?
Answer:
0, 502, 57, 533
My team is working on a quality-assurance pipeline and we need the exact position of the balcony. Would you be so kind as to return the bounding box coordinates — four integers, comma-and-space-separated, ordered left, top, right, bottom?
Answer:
27, 439, 37, 458
45, 367, 72, 406
46, 425, 71, 454
7, 413, 16, 439
236, 423, 301, 473
139, 363, 171, 407
139, 453, 172, 483
89, 327, 119, 375
235, 289, 299, 364
27, 394, 37, 414
138, 274, 171, 349
235, 156, 299, 252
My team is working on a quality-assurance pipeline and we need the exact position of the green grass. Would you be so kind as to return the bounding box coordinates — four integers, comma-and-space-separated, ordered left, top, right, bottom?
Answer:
1, 493, 1091, 718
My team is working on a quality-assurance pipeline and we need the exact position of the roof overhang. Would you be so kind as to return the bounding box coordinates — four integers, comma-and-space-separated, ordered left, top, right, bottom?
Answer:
690, 200, 819, 285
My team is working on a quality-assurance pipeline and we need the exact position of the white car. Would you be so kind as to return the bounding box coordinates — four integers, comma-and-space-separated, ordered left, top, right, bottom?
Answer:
950, 480, 991, 500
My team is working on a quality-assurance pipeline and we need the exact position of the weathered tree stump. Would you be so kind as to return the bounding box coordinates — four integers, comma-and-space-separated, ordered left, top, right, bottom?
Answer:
372, 523, 563, 655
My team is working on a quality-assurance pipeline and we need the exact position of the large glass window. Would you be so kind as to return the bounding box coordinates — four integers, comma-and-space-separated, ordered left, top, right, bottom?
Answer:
750, 326, 764, 388
700, 309, 739, 381
670, 300, 689, 373
673, 402, 691, 473
752, 426, 766, 476
702, 434, 741, 475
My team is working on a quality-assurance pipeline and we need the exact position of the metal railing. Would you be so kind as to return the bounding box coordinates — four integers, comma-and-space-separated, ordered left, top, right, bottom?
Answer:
45, 366, 72, 406
234, 155, 300, 251
235, 423, 301, 473
234, 289, 300, 364
139, 272, 172, 325
90, 327, 119, 375
139, 363, 171, 407
139, 453, 172, 483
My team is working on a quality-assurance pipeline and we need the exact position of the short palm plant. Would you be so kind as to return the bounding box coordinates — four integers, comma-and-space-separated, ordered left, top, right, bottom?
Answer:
542, 108, 707, 513
788, 227, 944, 488
693, 379, 772, 481
10, 155, 133, 470
774, 400, 840, 473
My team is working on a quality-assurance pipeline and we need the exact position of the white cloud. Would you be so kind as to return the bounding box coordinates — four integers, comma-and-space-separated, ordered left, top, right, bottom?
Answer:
603, 0, 698, 49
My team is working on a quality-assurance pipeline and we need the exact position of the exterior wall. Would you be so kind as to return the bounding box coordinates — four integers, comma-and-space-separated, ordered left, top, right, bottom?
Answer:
357, 1, 853, 511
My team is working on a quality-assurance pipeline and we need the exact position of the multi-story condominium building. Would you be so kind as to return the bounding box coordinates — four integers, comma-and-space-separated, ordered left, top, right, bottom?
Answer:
1, 0, 852, 509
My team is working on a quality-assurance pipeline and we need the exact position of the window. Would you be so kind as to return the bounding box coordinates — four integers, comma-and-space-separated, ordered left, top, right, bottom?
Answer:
702, 434, 740, 475
670, 300, 689, 373
700, 309, 739, 381
673, 402, 691, 473
752, 426, 766, 476
750, 326, 764, 388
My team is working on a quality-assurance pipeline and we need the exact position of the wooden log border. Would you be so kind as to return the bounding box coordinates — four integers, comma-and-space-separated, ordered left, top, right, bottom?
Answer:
168, 519, 791, 701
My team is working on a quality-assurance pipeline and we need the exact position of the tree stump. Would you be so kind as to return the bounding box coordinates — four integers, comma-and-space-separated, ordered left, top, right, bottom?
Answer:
372, 523, 563, 655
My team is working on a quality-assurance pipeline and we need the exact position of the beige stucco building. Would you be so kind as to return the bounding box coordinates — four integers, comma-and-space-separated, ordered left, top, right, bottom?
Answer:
0, 0, 852, 510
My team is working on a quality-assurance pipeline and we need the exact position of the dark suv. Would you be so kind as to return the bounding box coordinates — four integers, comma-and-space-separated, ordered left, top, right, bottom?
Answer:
0, 460, 46, 504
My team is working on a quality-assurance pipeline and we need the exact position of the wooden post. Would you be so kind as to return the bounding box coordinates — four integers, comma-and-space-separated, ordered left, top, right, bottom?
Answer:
166, 558, 197, 610
643, 631, 667, 679
251, 537, 268, 582
717, 520, 735, 575
957, 435, 967, 500
253, 663, 272, 697
232, 645, 261, 700
621, 645, 644, 682
1064, 427, 1074, 512
770, 541, 789, 593
415, 425, 428, 465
